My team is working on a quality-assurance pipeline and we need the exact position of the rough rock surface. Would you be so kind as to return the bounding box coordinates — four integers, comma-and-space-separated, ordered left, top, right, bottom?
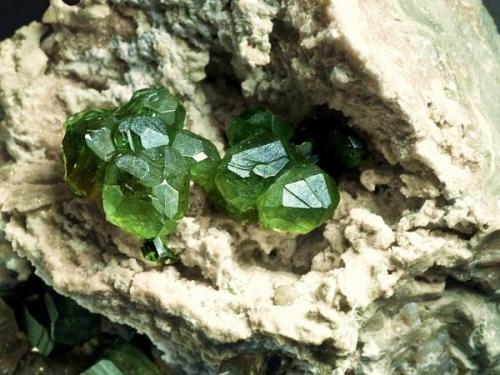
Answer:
0, 0, 499, 373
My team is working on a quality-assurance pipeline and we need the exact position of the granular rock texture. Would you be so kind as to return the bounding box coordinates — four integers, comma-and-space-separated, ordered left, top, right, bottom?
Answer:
1, 0, 499, 373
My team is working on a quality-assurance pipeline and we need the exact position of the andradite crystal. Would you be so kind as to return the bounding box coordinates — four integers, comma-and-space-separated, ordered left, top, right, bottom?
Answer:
226, 107, 294, 147
63, 109, 117, 198
257, 162, 340, 234
214, 132, 296, 219
102, 146, 190, 239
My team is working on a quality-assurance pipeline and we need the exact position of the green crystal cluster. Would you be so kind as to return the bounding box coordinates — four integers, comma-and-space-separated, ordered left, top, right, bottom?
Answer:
63, 88, 220, 262
63, 89, 367, 261
217, 108, 341, 233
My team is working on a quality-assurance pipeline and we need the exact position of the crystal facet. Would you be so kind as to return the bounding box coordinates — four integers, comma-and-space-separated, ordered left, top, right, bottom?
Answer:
172, 130, 221, 192
114, 87, 186, 133
215, 132, 294, 219
257, 163, 340, 233
226, 107, 294, 146
63, 109, 116, 197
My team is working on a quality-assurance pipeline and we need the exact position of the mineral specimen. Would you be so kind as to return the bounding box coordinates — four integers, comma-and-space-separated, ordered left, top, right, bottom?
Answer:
3, 0, 499, 373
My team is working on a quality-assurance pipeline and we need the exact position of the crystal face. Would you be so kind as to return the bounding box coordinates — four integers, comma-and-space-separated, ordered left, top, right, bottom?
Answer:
257, 163, 340, 234
226, 107, 294, 146
114, 116, 171, 152
172, 130, 221, 192
215, 132, 294, 219
114, 87, 186, 133
63, 109, 116, 197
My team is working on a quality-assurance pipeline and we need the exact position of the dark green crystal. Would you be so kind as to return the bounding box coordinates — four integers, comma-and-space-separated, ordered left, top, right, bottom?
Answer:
257, 162, 340, 234
328, 126, 369, 170
215, 132, 295, 219
44, 292, 99, 346
226, 107, 294, 146
294, 106, 368, 174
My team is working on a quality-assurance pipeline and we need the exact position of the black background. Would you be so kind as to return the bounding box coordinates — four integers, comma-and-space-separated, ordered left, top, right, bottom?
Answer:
0, 0, 50, 41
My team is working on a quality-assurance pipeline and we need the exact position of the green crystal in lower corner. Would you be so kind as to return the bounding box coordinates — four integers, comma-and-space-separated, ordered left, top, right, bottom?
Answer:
257, 162, 340, 234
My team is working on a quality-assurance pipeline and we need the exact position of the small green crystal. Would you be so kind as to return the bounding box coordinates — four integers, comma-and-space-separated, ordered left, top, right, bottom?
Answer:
114, 87, 186, 133
63, 109, 117, 197
172, 130, 221, 192
257, 162, 340, 234
141, 237, 178, 264
215, 132, 295, 219
226, 107, 294, 146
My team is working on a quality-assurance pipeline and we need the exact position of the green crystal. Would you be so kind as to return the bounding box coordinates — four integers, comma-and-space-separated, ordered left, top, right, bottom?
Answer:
226, 107, 294, 146
172, 130, 221, 192
257, 162, 340, 234
141, 237, 178, 264
114, 87, 186, 133
102, 146, 190, 239
215, 132, 295, 219
62, 109, 117, 197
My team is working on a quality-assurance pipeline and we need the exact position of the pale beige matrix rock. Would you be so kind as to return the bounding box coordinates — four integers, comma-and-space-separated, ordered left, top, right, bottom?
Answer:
0, 0, 499, 373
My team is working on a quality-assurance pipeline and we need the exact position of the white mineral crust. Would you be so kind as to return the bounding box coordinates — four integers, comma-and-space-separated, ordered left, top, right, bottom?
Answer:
0, 0, 499, 373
